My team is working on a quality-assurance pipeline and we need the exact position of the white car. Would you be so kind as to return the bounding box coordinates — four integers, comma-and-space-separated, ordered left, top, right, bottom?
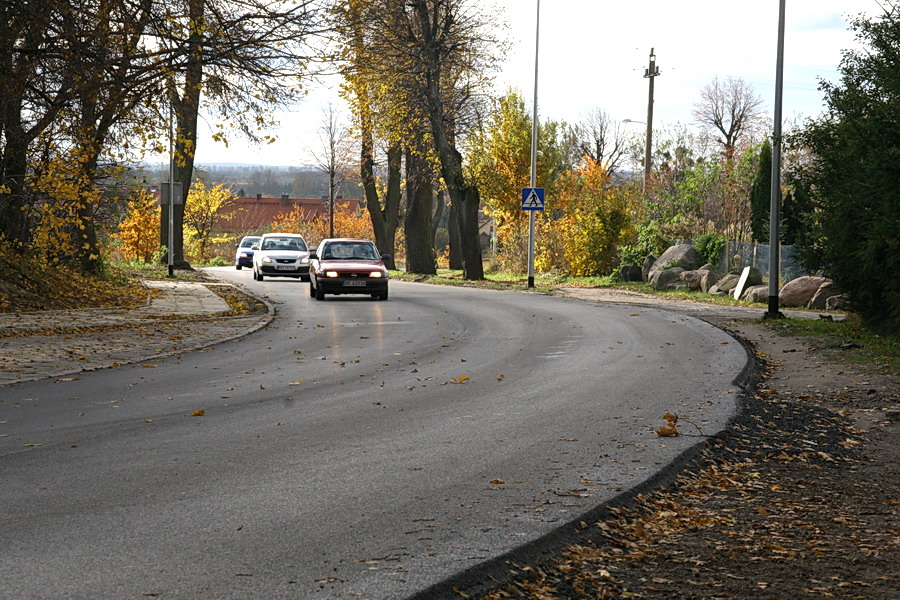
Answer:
251, 233, 310, 281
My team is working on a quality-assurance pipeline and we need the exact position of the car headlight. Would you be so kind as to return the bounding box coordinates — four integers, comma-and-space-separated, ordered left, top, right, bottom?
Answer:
300, 257, 310, 264
239, 252, 249, 258
325, 271, 339, 278
262, 256, 272, 263
369, 271, 383, 278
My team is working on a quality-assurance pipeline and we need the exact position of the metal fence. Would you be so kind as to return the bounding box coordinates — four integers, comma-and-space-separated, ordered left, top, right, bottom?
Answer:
717, 240, 810, 284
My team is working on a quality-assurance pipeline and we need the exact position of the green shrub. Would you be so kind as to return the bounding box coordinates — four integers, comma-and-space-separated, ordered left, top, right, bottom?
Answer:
619, 220, 669, 266
694, 233, 726, 267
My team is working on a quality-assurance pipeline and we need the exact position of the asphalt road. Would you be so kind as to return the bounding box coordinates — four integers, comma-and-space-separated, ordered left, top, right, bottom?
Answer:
0, 270, 747, 599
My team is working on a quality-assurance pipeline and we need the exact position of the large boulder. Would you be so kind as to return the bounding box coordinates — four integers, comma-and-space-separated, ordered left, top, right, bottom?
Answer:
619, 265, 642, 282
741, 285, 769, 303
641, 254, 657, 282
710, 272, 741, 295
680, 270, 703, 291
681, 267, 719, 292
808, 280, 841, 310
648, 244, 701, 282
650, 267, 684, 291
826, 294, 848, 311
780, 276, 830, 307
699, 269, 720, 293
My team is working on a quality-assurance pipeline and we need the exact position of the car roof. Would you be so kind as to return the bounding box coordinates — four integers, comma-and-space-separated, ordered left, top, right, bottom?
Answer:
320, 238, 374, 244
262, 232, 305, 237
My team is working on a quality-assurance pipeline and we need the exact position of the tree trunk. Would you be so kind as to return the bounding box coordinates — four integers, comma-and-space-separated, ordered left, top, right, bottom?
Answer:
0, 118, 29, 243
360, 123, 401, 269
404, 147, 435, 274
74, 148, 103, 275
168, 0, 204, 269
431, 190, 445, 248
416, 30, 483, 279
448, 201, 463, 270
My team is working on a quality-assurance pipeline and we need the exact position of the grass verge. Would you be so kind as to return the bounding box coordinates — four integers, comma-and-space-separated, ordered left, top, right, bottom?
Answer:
763, 315, 900, 377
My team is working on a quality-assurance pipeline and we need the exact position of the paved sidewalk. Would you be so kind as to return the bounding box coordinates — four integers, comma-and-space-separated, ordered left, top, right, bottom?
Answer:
0, 280, 272, 386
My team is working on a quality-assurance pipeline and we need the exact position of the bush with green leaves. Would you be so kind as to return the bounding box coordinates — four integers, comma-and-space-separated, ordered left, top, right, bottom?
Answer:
619, 220, 669, 266
798, 8, 900, 335
694, 233, 726, 268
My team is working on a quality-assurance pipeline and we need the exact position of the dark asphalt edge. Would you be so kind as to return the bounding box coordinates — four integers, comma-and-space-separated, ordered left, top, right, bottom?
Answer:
0, 284, 275, 387
406, 310, 764, 600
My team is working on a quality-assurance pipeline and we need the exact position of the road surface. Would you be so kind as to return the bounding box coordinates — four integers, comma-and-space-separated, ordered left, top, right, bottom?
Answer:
0, 271, 747, 598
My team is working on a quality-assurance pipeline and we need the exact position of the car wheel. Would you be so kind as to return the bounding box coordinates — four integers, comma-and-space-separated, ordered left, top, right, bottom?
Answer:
236, 264, 242, 270
377, 287, 389, 301
251, 268, 257, 280
257, 272, 264, 281
315, 284, 325, 301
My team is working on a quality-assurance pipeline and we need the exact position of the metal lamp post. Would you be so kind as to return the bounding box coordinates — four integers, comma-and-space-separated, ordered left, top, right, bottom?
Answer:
167, 100, 175, 278
526, 0, 540, 289
765, 0, 786, 319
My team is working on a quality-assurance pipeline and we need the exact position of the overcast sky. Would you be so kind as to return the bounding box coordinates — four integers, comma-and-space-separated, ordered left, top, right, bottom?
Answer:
192, 0, 883, 166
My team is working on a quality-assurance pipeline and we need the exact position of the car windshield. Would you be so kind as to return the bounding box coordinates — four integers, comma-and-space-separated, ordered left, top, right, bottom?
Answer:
241, 238, 260, 248
262, 236, 307, 251
321, 242, 379, 260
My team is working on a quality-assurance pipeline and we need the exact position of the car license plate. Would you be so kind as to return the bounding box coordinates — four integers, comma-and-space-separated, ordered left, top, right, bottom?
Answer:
276, 265, 295, 271
342, 280, 365, 287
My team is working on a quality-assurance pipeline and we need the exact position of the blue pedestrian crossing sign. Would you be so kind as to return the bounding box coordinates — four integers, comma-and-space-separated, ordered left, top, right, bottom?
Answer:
521, 187, 545, 211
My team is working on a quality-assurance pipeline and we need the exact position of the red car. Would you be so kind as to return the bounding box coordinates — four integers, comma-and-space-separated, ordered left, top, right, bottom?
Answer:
308, 239, 390, 300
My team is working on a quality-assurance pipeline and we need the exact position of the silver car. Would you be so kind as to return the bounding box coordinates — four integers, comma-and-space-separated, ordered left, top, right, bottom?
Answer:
251, 233, 310, 281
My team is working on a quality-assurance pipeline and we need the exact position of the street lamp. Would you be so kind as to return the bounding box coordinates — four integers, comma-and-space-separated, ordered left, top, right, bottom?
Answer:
527, 0, 540, 289
765, 0, 786, 320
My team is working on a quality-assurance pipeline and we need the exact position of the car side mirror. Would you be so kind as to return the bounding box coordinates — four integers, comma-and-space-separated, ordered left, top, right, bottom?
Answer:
251, 245, 258, 251
381, 254, 391, 261
309, 251, 318, 260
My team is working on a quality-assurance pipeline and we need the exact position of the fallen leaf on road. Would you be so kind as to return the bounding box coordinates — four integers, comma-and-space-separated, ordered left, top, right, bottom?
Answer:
450, 374, 470, 384
191, 409, 205, 416
289, 379, 303, 385
656, 412, 679, 437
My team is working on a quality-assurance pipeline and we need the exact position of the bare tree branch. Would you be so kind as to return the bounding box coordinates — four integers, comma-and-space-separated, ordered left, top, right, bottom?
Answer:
692, 76, 765, 159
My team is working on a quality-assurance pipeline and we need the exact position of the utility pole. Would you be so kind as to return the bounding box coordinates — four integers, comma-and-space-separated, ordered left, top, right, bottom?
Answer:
643, 48, 660, 194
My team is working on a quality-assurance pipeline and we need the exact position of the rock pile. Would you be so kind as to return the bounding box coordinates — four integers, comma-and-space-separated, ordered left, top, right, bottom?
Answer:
619, 243, 847, 310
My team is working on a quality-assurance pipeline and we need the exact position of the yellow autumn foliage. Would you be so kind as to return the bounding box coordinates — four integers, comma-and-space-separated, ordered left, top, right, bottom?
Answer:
116, 189, 161, 262
535, 159, 637, 277
27, 145, 102, 267
184, 181, 235, 262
